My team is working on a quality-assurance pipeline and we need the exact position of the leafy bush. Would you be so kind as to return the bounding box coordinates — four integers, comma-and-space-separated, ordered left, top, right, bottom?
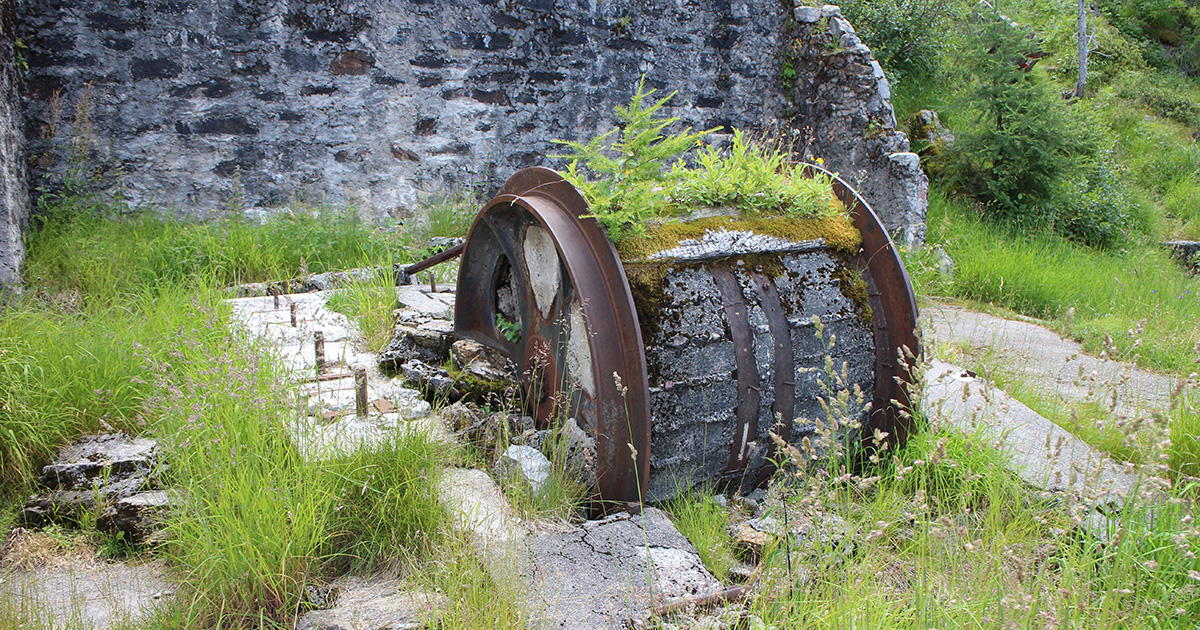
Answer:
556, 80, 846, 242
836, 0, 965, 82
670, 130, 843, 218
1116, 71, 1200, 126
1097, 0, 1200, 71
1051, 151, 1135, 248
554, 79, 713, 241
940, 13, 1131, 246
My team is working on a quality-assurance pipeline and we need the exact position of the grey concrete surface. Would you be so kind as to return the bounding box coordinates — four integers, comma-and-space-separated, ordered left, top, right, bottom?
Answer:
0, 559, 171, 629
921, 300, 1183, 420
924, 359, 1137, 506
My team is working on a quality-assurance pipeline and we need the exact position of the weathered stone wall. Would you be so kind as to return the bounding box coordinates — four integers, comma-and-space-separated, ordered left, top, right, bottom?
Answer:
786, 6, 926, 246
1, 0, 29, 292
16, 0, 926, 241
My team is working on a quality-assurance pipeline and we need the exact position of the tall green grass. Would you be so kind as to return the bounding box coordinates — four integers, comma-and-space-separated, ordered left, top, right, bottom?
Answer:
915, 190, 1200, 376
664, 489, 738, 582
0, 286, 219, 488
137, 303, 450, 627
1, 201, 403, 490
324, 270, 401, 353
3, 196, 459, 628
666, 417, 1200, 629
22, 205, 398, 300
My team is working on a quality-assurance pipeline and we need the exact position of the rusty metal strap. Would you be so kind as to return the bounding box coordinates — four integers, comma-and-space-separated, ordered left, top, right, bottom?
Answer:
752, 272, 794, 445
710, 266, 760, 473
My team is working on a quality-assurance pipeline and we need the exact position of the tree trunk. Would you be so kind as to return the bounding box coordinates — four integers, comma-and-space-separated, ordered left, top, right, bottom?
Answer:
1075, 0, 1088, 98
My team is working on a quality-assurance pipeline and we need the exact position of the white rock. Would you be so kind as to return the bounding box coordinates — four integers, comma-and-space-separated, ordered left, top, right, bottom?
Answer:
495, 445, 552, 495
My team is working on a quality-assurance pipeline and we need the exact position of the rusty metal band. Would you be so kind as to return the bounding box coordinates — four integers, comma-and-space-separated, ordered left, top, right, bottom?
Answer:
455, 167, 652, 508
710, 266, 760, 472
799, 163, 921, 452
751, 272, 795, 444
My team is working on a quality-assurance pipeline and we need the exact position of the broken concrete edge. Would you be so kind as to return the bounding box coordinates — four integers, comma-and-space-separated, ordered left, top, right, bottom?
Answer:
294, 577, 450, 630
922, 359, 1160, 514
437, 467, 531, 607
224, 264, 426, 299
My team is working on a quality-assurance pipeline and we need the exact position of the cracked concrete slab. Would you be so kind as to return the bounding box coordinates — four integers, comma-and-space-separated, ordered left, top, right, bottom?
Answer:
0, 559, 171, 629
922, 301, 1182, 419
924, 359, 1138, 506
527, 508, 723, 630
396, 287, 452, 319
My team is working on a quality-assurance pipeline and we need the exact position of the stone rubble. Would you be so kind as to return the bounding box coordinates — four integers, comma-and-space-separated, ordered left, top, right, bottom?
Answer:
18, 433, 166, 543
494, 444, 553, 495
294, 576, 448, 630
1163, 240, 1200, 274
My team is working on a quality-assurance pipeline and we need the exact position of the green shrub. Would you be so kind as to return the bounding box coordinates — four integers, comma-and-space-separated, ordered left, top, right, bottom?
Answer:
836, 0, 966, 82
554, 79, 714, 241
1051, 150, 1135, 248
1116, 71, 1200, 126
556, 80, 846, 242
943, 15, 1088, 225
1097, 0, 1200, 71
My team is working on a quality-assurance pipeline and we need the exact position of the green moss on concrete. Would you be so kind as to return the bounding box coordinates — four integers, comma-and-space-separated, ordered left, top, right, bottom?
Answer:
616, 213, 862, 262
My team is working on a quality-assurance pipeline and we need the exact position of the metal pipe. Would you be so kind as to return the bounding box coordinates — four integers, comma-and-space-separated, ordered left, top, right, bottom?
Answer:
651, 585, 750, 617
404, 242, 465, 276
314, 331, 325, 371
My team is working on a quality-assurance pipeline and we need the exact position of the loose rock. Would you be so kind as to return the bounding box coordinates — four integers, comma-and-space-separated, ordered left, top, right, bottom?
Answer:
451, 339, 514, 382
495, 445, 552, 495
295, 576, 447, 630
97, 490, 170, 544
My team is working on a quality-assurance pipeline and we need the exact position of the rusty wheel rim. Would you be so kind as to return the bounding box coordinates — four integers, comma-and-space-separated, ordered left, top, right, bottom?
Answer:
800, 163, 921, 452
455, 167, 652, 507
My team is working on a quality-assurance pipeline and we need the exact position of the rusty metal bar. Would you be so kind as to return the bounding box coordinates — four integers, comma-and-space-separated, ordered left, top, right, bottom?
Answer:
800, 163, 920, 452
271, 286, 280, 309
314, 331, 325, 372
354, 367, 368, 418
652, 585, 750, 616
711, 266, 760, 473
404, 242, 465, 276
753, 272, 795, 444
298, 371, 353, 384
290, 301, 298, 327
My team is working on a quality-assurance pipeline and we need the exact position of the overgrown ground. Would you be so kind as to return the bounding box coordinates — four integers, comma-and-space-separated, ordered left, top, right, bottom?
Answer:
4, 1, 1200, 627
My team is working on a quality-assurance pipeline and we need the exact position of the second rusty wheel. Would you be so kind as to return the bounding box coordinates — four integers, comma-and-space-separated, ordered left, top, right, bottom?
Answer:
454, 167, 652, 507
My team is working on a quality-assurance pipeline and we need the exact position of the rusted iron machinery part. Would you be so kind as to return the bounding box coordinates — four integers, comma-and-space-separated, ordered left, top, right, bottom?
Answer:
805, 163, 921, 453
404, 242, 465, 276
455, 167, 652, 509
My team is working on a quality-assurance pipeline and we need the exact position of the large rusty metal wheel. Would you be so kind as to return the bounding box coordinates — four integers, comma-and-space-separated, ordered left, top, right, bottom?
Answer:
454, 167, 652, 507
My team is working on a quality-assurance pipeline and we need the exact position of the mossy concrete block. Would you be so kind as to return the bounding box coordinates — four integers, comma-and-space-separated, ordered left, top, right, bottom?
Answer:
632, 243, 875, 501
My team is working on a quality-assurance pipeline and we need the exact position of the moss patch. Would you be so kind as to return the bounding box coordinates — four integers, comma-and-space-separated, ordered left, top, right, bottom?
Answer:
831, 260, 874, 327
616, 213, 862, 261
624, 262, 672, 345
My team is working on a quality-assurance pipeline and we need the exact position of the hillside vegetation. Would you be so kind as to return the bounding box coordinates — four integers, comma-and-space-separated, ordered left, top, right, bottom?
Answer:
840, 0, 1199, 374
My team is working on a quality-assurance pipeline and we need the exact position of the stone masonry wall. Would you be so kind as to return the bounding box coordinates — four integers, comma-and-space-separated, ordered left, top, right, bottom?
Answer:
786, 5, 926, 246
16, 0, 926, 242
2, 0, 29, 292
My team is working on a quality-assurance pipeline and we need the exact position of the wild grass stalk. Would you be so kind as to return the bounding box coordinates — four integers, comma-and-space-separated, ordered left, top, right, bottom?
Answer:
23, 204, 397, 302
662, 489, 737, 583
143, 301, 451, 628
662, 334, 1199, 628
323, 269, 401, 354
